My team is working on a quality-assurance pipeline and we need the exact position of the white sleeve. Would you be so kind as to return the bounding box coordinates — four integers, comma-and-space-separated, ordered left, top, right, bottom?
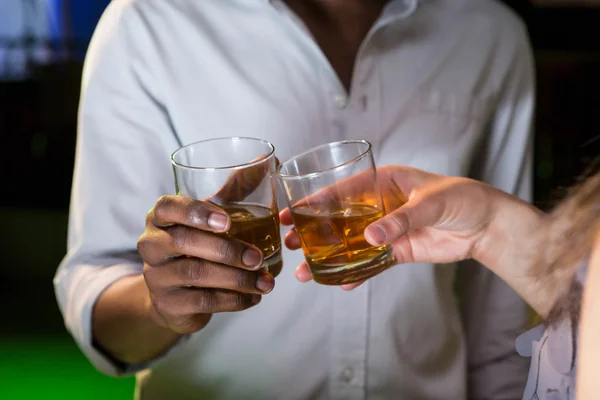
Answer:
53, 1, 182, 376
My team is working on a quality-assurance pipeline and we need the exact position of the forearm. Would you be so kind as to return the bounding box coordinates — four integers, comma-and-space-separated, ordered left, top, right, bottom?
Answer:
474, 188, 553, 317
92, 274, 184, 365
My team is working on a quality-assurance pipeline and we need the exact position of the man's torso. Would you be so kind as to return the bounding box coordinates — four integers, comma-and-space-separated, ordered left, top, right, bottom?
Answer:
93, 0, 528, 398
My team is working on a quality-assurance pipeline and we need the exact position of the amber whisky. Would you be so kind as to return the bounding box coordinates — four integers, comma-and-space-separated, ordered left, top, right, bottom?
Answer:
218, 203, 282, 277
291, 203, 393, 285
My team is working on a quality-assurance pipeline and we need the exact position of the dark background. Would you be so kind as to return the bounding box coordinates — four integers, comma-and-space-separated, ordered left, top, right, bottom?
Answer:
1, 1, 599, 399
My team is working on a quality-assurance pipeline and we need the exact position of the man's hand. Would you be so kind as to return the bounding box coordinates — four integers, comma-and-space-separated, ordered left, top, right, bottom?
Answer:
93, 159, 279, 365
137, 195, 276, 334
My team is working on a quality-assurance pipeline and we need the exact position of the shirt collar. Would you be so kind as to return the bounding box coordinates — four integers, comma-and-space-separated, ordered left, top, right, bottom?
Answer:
383, 0, 420, 18
265, 0, 420, 18
378, 0, 419, 27
265, 0, 421, 26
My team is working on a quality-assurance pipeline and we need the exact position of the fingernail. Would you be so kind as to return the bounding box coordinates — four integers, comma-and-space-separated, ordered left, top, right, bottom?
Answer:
256, 274, 274, 293
366, 224, 387, 245
242, 248, 263, 268
251, 294, 262, 305
208, 212, 228, 230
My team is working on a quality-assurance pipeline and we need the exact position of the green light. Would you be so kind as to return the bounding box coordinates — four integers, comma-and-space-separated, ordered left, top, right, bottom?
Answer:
0, 338, 134, 400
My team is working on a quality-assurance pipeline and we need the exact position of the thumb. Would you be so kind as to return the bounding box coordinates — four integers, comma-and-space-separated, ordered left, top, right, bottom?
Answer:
364, 195, 444, 246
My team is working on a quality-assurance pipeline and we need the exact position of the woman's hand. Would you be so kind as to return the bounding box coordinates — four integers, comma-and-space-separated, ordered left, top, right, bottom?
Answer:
281, 165, 548, 314
281, 166, 497, 288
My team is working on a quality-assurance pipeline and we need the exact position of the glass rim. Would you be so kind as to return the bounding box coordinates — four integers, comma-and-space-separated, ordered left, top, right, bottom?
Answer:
277, 140, 372, 181
171, 137, 275, 171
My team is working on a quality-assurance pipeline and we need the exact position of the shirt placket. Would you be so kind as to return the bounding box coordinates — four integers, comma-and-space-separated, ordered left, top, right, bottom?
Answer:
329, 286, 369, 400
327, 42, 380, 400
268, 3, 415, 399
351, 41, 381, 148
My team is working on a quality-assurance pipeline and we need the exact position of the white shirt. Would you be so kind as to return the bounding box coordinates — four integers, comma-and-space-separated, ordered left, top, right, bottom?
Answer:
54, 0, 535, 399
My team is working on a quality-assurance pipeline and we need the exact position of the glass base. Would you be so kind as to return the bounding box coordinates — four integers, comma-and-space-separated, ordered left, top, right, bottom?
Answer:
262, 249, 283, 277
310, 248, 394, 286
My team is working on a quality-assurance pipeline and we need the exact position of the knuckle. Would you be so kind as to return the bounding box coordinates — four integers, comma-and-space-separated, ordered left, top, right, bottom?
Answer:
231, 295, 246, 310
232, 294, 253, 310
183, 258, 208, 284
197, 291, 217, 312
390, 213, 409, 233
170, 225, 190, 251
151, 293, 171, 317
142, 266, 155, 287
145, 209, 153, 226
154, 196, 176, 220
216, 239, 239, 265
137, 235, 160, 264
156, 195, 175, 209
216, 293, 246, 311
137, 236, 149, 256
233, 270, 252, 290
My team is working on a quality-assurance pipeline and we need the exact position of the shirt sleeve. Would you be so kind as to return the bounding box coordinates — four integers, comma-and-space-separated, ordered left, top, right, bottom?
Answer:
456, 17, 536, 400
53, 1, 181, 376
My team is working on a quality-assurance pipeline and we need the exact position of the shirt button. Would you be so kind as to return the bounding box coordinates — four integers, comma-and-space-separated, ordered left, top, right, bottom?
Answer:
339, 367, 354, 383
334, 94, 348, 109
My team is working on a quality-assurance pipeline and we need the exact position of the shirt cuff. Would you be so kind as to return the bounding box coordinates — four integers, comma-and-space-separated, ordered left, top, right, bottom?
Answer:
60, 262, 188, 377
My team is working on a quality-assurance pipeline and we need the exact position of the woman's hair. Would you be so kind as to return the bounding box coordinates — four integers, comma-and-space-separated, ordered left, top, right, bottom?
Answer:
539, 163, 600, 326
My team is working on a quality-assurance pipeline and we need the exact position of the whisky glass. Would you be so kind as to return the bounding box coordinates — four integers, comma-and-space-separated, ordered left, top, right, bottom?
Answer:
277, 140, 393, 285
171, 137, 282, 276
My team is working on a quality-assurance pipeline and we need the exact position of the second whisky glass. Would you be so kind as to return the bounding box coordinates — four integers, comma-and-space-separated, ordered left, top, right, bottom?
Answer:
277, 140, 393, 285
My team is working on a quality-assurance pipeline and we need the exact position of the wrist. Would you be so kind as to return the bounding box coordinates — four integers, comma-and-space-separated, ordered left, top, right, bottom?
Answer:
94, 274, 184, 365
137, 275, 185, 338
473, 188, 542, 267
473, 188, 551, 315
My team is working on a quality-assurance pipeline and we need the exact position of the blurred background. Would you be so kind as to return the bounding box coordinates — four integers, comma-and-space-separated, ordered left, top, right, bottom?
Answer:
0, 1, 599, 399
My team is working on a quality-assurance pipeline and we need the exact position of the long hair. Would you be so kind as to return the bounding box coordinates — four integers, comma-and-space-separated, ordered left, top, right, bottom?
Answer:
538, 161, 600, 326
